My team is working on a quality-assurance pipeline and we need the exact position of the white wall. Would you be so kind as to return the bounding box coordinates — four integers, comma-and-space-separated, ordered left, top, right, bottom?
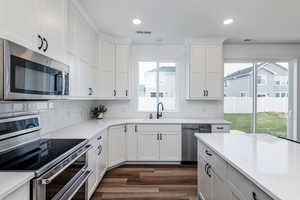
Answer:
0, 100, 95, 135
97, 44, 224, 119
224, 44, 300, 60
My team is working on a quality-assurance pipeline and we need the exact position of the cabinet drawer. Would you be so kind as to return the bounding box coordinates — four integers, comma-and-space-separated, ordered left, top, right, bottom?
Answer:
137, 124, 181, 132
198, 141, 226, 178
228, 165, 272, 200
212, 124, 230, 133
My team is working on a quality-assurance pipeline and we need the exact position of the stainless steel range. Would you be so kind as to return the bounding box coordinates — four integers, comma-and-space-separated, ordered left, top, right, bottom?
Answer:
0, 114, 92, 200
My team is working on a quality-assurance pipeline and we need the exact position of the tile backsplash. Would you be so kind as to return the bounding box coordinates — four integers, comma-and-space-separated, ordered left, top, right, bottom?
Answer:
0, 100, 95, 135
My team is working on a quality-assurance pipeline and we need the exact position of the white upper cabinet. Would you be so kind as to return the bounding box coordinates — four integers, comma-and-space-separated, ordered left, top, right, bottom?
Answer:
66, 0, 98, 67
187, 39, 224, 100
0, 0, 66, 63
98, 40, 115, 98
115, 45, 130, 98
98, 39, 131, 99
0, 0, 39, 50
39, 0, 66, 63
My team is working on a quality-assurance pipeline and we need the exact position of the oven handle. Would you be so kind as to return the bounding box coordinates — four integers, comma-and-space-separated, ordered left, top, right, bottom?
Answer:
40, 145, 92, 185
59, 169, 93, 200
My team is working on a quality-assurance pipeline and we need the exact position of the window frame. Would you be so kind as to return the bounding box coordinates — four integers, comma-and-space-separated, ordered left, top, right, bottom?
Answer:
136, 61, 178, 112
224, 59, 295, 139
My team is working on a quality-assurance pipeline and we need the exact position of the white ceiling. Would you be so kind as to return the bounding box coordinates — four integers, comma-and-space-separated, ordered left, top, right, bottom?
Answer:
78, 0, 300, 44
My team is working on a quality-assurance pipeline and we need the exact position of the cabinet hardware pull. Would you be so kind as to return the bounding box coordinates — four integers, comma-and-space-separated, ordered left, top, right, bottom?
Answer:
97, 136, 102, 140
216, 127, 224, 130
98, 145, 103, 156
205, 150, 212, 156
124, 125, 127, 133
126, 90, 128, 96
160, 133, 162, 140
252, 192, 257, 200
43, 38, 48, 52
206, 165, 212, 177
114, 90, 116, 96
206, 90, 208, 96
88, 88, 93, 96
204, 163, 209, 174
38, 35, 43, 50
203, 90, 205, 96
157, 133, 159, 140
134, 125, 137, 133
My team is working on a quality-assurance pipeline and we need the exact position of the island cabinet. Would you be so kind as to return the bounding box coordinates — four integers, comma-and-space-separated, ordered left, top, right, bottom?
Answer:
197, 140, 273, 200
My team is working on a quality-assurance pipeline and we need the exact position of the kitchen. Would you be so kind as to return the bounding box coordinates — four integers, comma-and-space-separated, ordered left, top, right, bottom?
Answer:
0, 0, 300, 200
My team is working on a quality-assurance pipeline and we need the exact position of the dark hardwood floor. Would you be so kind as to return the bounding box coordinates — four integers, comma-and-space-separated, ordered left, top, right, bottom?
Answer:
91, 164, 197, 200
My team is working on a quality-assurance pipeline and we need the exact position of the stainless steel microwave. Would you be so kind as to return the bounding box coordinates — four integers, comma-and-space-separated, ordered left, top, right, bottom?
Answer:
0, 39, 69, 100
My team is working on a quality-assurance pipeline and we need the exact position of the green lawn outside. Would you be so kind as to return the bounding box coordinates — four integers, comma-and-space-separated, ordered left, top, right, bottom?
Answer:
224, 112, 288, 138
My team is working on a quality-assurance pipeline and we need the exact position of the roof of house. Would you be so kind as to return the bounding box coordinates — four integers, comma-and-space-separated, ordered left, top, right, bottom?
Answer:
147, 66, 176, 72
224, 63, 287, 80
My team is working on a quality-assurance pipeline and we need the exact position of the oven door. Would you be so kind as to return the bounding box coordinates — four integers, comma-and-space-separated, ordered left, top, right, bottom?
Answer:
32, 145, 92, 200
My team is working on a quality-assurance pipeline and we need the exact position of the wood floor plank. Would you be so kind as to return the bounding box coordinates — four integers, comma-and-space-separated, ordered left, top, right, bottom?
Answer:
91, 164, 197, 200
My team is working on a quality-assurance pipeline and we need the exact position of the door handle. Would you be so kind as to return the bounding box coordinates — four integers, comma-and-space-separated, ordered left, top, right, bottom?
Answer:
203, 90, 205, 96
126, 90, 128, 97
114, 90, 116, 96
134, 125, 138, 133
157, 133, 159, 140
160, 133, 162, 140
206, 165, 212, 177
206, 90, 208, 96
38, 35, 43, 50
43, 38, 48, 52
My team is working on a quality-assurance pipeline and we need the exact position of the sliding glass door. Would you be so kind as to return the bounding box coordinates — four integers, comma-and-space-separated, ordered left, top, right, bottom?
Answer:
224, 61, 293, 139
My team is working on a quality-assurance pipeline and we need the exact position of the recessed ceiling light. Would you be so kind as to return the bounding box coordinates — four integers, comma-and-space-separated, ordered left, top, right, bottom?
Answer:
223, 18, 234, 25
132, 18, 142, 25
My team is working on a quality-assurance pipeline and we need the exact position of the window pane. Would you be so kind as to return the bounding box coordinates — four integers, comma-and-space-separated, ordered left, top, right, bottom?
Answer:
256, 62, 289, 138
138, 62, 157, 111
224, 63, 254, 133
158, 63, 176, 111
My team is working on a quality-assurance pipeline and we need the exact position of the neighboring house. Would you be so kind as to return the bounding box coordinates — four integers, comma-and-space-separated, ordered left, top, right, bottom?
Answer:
139, 66, 176, 97
224, 63, 288, 97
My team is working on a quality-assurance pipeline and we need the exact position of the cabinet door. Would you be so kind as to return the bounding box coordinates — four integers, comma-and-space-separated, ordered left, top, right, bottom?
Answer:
0, 0, 39, 51
205, 46, 223, 99
138, 132, 159, 161
3, 182, 30, 200
159, 132, 181, 161
198, 157, 212, 200
96, 131, 107, 183
108, 125, 126, 167
211, 169, 229, 200
126, 125, 138, 161
115, 45, 130, 98
189, 46, 206, 98
39, 0, 66, 62
98, 40, 115, 98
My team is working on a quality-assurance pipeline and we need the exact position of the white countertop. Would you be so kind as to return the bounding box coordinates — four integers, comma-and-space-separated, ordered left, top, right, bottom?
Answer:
0, 172, 34, 199
47, 118, 231, 139
195, 133, 300, 200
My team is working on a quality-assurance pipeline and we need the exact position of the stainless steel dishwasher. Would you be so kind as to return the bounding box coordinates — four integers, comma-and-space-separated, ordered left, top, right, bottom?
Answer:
182, 124, 211, 162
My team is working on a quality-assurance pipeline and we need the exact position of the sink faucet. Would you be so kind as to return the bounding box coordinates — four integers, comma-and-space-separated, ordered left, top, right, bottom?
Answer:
156, 102, 164, 119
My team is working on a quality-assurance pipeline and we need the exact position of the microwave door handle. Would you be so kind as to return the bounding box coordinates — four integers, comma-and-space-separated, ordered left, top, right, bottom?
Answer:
40, 145, 92, 185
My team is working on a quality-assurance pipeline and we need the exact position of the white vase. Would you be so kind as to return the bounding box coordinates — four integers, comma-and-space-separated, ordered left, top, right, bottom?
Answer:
97, 113, 104, 120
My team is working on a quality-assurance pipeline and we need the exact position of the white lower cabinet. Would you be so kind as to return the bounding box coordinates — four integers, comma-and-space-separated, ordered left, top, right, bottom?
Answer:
3, 182, 30, 200
126, 125, 138, 161
138, 132, 160, 161
137, 125, 181, 161
88, 131, 107, 198
197, 141, 272, 200
108, 125, 126, 167
159, 132, 181, 161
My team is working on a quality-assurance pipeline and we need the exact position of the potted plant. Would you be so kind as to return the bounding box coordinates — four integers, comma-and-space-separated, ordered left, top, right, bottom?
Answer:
91, 104, 107, 119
